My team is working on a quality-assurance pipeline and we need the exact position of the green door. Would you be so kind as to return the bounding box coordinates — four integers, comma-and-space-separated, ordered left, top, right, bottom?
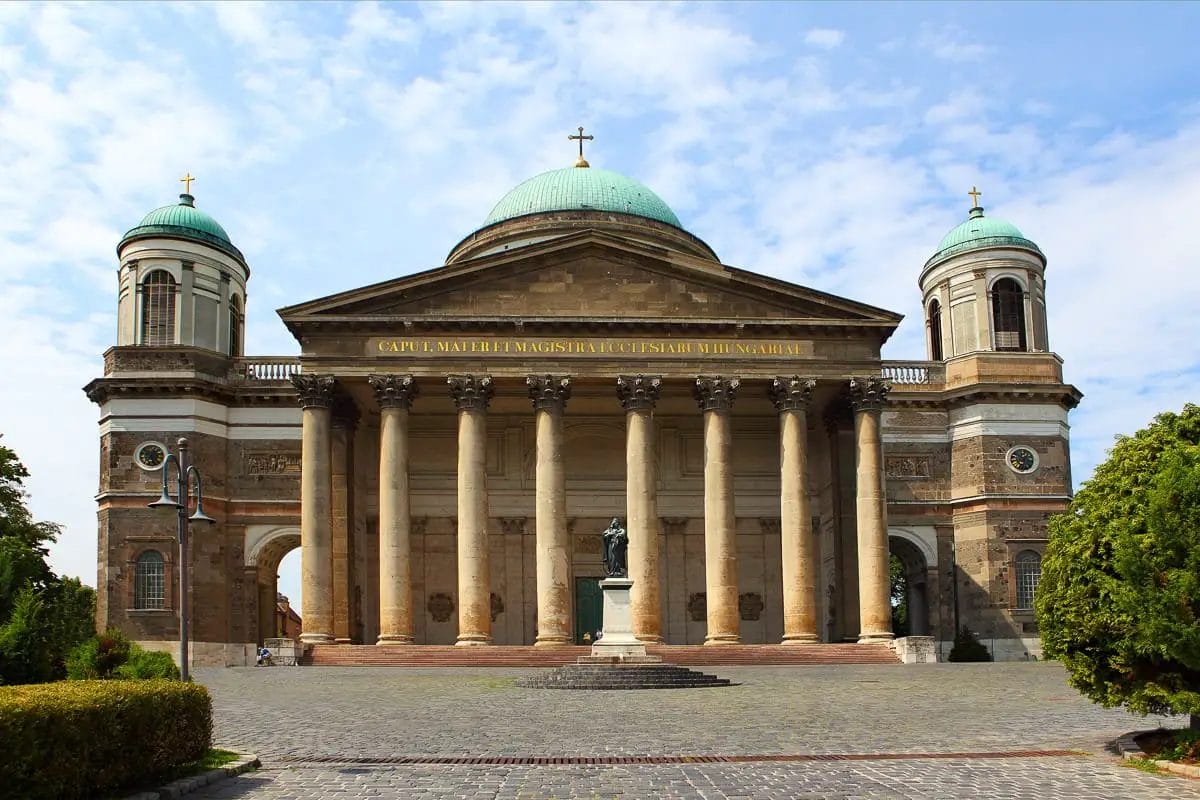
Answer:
574, 577, 603, 644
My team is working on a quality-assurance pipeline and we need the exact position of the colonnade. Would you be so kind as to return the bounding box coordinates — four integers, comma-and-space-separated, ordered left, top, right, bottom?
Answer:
290, 373, 892, 647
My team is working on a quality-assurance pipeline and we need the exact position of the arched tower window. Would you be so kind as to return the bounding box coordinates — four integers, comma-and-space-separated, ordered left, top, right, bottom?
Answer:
928, 299, 943, 361
1014, 550, 1042, 610
134, 550, 166, 609
140, 270, 177, 346
228, 294, 242, 357
992, 278, 1027, 351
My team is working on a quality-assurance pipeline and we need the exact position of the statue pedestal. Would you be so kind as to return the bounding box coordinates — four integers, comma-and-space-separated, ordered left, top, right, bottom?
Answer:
585, 578, 659, 662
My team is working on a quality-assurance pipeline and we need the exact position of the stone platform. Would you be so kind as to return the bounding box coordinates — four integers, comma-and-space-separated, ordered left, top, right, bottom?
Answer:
515, 660, 733, 689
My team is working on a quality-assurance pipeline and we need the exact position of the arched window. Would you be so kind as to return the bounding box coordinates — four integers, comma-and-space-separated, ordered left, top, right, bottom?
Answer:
928, 299, 944, 361
991, 278, 1027, 351
1014, 550, 1042, 610
134, 550, 166, 610
140, 270, 177, 346
228, 294, 242, 357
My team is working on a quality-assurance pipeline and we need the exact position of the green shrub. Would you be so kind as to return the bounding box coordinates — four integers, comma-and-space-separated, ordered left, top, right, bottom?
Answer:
66, 629, 132, 679
0, 586, 53, 684
116, 648, 180, 680
947, 626, 993, 662
0, 679, 211, 800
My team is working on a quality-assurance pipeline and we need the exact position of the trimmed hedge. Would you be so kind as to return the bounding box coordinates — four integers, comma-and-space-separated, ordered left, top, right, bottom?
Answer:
0, 679, 212, 800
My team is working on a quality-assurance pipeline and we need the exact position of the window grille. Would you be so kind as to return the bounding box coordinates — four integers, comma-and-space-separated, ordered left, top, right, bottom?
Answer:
140, 271, 176, 345
991, 278, 1027, 351
134, 550, 166, 609
1014, 550, 1041, 610
928, 299, 943, 360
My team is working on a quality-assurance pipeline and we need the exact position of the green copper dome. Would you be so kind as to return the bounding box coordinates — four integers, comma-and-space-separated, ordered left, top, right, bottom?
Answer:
119, 194, 244, 263
929, 206, 1042, 265
481, 167, 683, 230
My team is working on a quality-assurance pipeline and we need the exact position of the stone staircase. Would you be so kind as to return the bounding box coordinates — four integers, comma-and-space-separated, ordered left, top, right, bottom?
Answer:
301, 643, 900, 667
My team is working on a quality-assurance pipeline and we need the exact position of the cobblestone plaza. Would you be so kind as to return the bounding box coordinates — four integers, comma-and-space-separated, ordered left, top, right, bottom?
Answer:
192, 663, 1197, 799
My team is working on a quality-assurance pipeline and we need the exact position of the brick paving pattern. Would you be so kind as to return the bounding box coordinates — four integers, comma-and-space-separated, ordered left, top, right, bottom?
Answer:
192, 663, 1199, 798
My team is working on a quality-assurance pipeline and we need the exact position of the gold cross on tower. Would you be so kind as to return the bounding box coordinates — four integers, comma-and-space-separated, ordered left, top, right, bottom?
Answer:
968, 186, 982, 208
568, 126, 594, 168
180, 172, 196, 194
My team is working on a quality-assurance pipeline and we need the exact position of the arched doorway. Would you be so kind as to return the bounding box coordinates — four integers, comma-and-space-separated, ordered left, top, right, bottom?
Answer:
888, 534, 932, 637
245, 526, 301, 644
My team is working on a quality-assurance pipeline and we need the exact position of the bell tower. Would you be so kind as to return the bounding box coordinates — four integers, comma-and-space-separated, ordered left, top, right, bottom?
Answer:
115, 176, 248, 357
918, 188, 1048, 360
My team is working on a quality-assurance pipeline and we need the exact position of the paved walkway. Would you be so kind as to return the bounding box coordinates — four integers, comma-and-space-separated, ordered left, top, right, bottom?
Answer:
193, 663, 1197, 798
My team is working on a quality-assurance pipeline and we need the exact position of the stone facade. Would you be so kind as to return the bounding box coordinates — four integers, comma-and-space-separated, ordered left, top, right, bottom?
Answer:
87, 179, 1079, 665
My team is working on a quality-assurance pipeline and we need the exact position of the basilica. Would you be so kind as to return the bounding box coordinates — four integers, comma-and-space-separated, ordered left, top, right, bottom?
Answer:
85, 138, 1079, 665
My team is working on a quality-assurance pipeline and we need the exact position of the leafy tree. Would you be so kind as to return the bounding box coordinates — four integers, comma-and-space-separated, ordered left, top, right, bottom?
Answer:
0, 438, 61, 554
1037, 404, 1200, 725
0, 586, 52, 684
889, 554, 909, 636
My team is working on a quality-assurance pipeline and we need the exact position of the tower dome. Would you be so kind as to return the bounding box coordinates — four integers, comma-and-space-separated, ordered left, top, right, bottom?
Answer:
926, 205, 1042, 269
480, 166, 684, 230
119, 193, 244, 264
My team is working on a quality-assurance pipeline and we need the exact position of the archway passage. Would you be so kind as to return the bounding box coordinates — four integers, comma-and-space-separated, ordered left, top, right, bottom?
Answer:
253, 531, 301, 645
888, 536, 931, 637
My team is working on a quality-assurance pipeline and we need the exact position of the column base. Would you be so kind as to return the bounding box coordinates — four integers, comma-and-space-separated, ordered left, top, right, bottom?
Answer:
376, 635, 415, 645
455, 636, 493, 646
781, 634, 821, 645
534, 636, 572, 647
635, 634, 665, 644
299, 632, 334, 645
334, 637, 352, 645
703, 635, 741, 645
857, 632, 895, 644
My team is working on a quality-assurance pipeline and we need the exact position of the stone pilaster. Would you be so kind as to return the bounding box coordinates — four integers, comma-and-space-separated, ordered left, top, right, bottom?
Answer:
527, 375, 572, 646
693, 375, 741, 645
770, 376, 819, 644
449, 374, 494, 646
291, 374, 336, 645
369, 374, 419, 645
849, 376, 893, 643
617, 374, 664, 643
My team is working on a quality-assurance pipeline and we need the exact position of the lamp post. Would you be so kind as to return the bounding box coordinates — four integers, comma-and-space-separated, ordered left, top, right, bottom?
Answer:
148, 437, 215, 681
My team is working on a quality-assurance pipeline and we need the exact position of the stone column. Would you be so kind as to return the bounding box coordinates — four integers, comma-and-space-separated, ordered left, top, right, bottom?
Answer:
770, 376, 819, 644
449, 375, 494, 646
693, 375, 741, 645
369, 374, 419, 645
291, 374, 336, 645
850, 377, 893, 643
330, 398, 359, 644
527, 375, 572, 646
617, 375, 664, 643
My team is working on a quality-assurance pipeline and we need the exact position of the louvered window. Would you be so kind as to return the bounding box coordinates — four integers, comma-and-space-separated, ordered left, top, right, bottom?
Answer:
929, 299, 944, 360
992, 278, 1027, 351
140, 271, 176, 345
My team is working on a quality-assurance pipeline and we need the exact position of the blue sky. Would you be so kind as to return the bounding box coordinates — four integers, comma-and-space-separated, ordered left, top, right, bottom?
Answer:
1, 2, 1198, 610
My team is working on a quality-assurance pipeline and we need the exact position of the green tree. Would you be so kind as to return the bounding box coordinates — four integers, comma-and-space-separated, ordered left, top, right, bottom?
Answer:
889, 554, 909, 636
0, 586, 52, 684
1037, 404, 1200, 725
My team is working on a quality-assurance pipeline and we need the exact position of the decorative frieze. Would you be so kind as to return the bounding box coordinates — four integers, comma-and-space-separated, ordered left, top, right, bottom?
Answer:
527, 374, 572, 411
499, 517, 527, 536
616, 374, 662, 411
759, 518, 781, 537
848, 377, 891, 412
769, 376, 816, 412
331, 395, 360, 429
447, 374, 494, 411
368, 373, 419, 409
290, 374, 337, 409
693, 375, 740, 412
245, 453, 302, 475
885, 454, 933, 479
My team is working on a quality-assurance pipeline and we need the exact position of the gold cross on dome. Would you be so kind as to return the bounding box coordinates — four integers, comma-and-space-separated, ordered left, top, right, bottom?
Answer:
568, 126, 594, 167
180, 172, 196, 194
968, 186, 982, 207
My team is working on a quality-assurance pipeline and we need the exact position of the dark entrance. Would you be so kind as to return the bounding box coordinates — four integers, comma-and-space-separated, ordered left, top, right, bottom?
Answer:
574, 577, 602, 644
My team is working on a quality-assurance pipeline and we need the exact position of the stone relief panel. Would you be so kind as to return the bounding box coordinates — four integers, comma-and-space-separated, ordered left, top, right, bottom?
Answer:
885, 454, 932, 479
687, 592, 707, 622
738, 592, 764, 621
245, 453, 302, 475
427, 592, 454, 623
490, 592, 505, 622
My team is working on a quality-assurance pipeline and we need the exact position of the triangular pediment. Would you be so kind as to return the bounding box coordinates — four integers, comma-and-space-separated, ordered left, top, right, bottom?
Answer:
279, 231, 901, 330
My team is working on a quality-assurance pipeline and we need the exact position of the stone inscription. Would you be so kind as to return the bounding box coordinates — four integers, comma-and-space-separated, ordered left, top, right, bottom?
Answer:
370, 336, 813, 359
246, 453, 302, 475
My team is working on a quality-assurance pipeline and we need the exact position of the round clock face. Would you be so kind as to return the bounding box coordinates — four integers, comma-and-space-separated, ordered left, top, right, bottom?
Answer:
1006, 446, 1038, 474
135, 442, 167, 471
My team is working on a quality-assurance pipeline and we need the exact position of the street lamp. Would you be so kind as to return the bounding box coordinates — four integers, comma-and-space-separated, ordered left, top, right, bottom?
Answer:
148, 437, 215, 681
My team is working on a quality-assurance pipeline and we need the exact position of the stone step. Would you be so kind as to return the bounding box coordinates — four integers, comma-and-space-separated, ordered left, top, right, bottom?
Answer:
516, 663, 734, 690
300, 643, 900, 667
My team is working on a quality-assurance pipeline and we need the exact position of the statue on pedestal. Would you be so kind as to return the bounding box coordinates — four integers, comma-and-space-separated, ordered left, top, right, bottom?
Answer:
601, 517, 628, 578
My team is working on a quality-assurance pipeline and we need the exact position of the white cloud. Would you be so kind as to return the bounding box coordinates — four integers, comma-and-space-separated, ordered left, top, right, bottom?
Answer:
804, 28, 845, 49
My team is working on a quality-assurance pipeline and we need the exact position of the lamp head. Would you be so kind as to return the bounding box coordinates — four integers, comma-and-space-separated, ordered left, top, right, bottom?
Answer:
188, 500, 216, 525
148, 490, 181, 510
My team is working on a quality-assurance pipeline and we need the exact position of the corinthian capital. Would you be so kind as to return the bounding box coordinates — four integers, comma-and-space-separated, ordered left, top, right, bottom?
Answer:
369, 374, 419, 409
849, 377, 891, 412
616, 374, 662, 412
527, 374, 571, 411
693, 375, 740, 412
448, 374, 494, 411
769, 376, 816, 412
290, 374, 337, 409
